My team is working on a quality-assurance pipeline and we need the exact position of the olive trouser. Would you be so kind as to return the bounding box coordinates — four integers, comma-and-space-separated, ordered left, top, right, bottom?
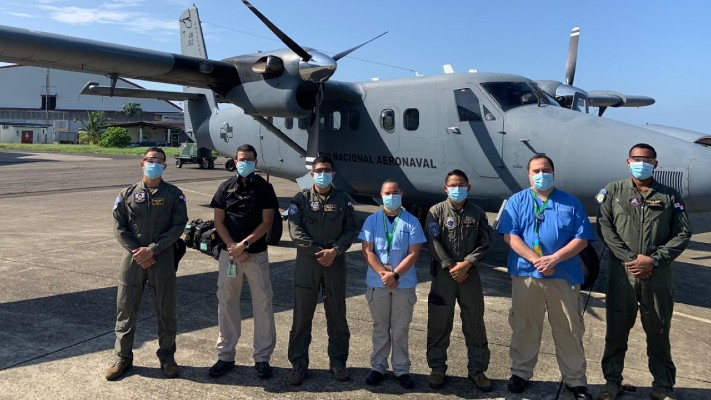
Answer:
426, 265, 490, 375
114, 258, 176, 364
288, 253, 350, 371
601, 258, 675, 392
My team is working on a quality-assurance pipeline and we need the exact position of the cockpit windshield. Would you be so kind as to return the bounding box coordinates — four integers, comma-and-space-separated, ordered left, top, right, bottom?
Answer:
481, 81, 557, 111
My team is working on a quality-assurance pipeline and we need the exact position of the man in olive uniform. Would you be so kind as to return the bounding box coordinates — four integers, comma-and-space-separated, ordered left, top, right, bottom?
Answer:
287, 155, 359, 385
106, 147, 188, 381
597, 143, 691, 400
424, 169, 492, 391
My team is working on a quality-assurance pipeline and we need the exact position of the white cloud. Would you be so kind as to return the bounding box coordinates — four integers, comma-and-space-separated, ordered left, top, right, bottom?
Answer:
4, 11, 34, 18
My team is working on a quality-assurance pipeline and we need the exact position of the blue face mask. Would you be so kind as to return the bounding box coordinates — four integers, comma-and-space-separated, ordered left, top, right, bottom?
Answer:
630, 161, 654, 179
382, 194, 402, 210
237, 161, 255, 177
447, 186, 468, 203
313, 172, 333, 189
144, 162, 164, 179
533, 172, 554, 190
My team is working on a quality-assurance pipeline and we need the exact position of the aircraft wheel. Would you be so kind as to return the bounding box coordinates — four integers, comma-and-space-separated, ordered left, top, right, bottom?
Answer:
176, 159, 183, 168
265, 208, 283, 245
225, 159, 236, 171
579, 243, 601, 291
208, 159, 215, 169
201, 159, 210, 169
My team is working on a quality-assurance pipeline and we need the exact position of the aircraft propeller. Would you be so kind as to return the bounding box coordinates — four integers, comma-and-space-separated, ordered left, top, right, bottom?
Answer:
241, 0, 385, 167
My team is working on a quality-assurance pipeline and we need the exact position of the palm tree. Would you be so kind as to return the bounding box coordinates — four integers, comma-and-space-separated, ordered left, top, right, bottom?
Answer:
78, 111, 106, 144
122, 102, 142, 119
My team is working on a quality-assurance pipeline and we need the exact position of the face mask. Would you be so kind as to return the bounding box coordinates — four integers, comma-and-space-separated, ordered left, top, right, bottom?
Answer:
382, 194, 402, 210
533, 172, 554, 190
313, 172, 333, 189
144, 163, 164, 179
630, 161, 654, 179
237, 161, 255, 177
447, 186, 468, 203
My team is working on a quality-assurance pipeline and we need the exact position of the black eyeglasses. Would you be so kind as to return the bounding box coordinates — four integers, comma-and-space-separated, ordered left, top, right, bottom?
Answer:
629, 156, 655, 163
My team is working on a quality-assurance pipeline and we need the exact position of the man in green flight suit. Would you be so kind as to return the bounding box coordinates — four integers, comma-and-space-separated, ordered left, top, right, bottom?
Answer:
106, 147, 189, 381
287, 155, 359, 386
597, 143, 691, 400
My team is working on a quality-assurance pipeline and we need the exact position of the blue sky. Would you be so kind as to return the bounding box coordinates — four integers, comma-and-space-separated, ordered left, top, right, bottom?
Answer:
2, 0, 709, 133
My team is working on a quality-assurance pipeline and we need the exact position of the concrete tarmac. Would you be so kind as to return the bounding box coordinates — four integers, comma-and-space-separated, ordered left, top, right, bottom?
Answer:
1, 150, 710, 400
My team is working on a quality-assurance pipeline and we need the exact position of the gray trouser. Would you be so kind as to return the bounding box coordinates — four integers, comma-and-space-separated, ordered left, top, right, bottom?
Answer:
426, 266, 490, 374
601, 259, 675, 392
366, 286, 417, 376
288, 253, 350, 371
215, 250, 276, 363
114, 258, 176, 363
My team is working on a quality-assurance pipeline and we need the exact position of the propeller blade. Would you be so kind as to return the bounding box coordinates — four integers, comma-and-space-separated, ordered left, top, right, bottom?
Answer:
241, 0, 312, 61
332, 31, 388, 61
565, 27, 580, 86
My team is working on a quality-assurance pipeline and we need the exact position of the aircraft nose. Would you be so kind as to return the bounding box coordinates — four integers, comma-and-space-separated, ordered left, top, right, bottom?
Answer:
686, 147, 711, 212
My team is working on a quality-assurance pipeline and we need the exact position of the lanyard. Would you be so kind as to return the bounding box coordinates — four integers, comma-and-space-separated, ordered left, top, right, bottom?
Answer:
381, 209, 402, 260
530, 189, 553, 236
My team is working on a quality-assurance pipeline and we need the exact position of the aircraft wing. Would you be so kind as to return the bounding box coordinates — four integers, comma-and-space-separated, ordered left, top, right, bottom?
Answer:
0, 25, 240, 94
587, 90, 655, 108
80, 82, 204, 102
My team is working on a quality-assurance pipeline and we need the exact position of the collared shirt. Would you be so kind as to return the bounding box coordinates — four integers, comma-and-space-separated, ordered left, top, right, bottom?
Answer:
210, 173, 278, 253
358, 209, 426, 289
425, 199, 490, 269
497, 188, 595, 285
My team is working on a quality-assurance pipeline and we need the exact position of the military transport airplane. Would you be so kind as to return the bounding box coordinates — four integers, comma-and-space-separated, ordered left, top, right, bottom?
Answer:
0, 1, 709, 221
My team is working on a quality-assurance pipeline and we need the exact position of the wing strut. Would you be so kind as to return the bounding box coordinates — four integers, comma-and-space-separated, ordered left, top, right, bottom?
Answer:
250, 116, 307, 158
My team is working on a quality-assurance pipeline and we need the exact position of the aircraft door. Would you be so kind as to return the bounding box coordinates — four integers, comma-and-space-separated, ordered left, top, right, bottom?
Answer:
449, 88, 505, 178
258, 117, 282, 169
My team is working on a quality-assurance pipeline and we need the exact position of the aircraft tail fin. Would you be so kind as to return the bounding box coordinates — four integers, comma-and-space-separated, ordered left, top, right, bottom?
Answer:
179, 6, 217, 140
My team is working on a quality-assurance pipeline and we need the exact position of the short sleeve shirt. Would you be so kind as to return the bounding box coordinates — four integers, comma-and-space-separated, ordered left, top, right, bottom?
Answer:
497, 188, 595, 285
358, 209, 426, 288
210, 174, 278, 253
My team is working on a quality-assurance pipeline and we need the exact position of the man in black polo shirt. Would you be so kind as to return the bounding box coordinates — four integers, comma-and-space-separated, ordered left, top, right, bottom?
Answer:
208, 144, 279, 380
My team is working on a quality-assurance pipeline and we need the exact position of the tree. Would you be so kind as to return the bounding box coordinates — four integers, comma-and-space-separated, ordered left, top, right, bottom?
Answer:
122, 102, 142, 119
78, 111, 106, 145
99, 127, 131, 148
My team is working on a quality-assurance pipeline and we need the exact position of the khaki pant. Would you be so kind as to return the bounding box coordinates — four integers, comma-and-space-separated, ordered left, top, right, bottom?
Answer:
365, 286, 417, 376
509, 276, 587, 386
215, 250, 276, 363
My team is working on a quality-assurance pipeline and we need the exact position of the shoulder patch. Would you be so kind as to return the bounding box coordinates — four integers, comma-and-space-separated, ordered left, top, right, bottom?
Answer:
673, 200, 685, 213
427, 221, 441, 238
288, 203, 298, 216
445, 216, 457, 230
347, 201, 354, 209
112, 195, 121, 211
595, 188, 607, 204
179, 194, 187, 203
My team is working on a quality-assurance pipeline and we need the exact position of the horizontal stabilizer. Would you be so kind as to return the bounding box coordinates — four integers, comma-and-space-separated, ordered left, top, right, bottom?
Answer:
587, 90, 655, 108
80, 82, 204, 101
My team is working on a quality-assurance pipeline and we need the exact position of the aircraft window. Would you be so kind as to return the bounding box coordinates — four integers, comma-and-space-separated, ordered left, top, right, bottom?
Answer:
403, 108, 419, 130
331, 111, 342, 131
481, 81, 542, 112
319, 115, 325, 131
348, 110, 360, 130
453, 89, 483, 122
285, 118, 293, 129
298, 117, 309, 130
380, 109, 395, 132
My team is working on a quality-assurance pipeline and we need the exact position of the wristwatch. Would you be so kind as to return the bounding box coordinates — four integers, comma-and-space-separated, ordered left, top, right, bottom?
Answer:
393, 271, 400, 280
242, 240, 250, 249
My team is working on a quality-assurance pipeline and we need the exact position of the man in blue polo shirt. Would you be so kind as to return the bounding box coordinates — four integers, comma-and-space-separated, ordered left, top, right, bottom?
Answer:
359, 179, 426, 389
497, 154, 595, 400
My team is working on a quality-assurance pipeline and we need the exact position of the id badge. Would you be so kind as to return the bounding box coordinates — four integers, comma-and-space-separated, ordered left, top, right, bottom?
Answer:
532, 239, 544, 257
227, 259, 236, 278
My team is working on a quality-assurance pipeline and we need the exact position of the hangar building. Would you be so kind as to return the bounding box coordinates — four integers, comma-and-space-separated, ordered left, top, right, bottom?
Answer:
0, 65, 185, 145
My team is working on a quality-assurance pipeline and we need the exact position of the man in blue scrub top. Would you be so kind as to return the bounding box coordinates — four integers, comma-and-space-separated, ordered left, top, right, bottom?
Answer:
497, 155, 595, 400
359, 179, 426, 389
